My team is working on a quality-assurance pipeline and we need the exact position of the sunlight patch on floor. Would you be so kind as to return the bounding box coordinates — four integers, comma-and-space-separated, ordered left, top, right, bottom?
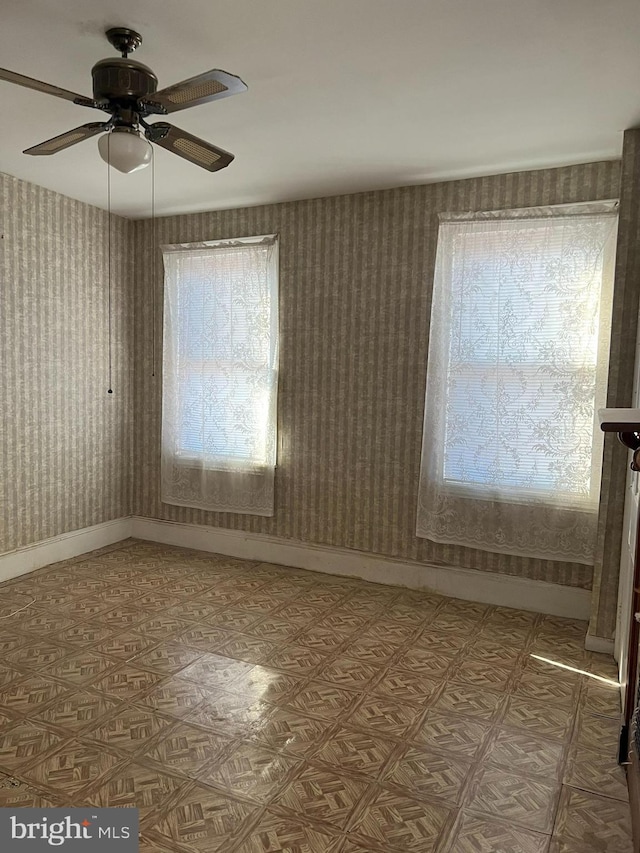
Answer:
530, 653, 619, 687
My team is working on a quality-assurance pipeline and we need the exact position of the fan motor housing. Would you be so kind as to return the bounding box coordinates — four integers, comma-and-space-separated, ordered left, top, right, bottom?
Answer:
92, 58, 158, 102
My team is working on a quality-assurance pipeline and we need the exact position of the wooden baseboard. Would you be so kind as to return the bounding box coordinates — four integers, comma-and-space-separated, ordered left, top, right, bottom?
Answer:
131, 516, 592, 620
0, 519, 133, 583
585, 631, 616, 655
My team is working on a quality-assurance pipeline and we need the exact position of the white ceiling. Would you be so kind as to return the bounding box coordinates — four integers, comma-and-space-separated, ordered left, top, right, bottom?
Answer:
1, 0, 639, 218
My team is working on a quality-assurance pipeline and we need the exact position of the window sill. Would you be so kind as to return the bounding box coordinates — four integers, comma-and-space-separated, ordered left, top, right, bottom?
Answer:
439, 479, 599, 513
172, 455, 272, 476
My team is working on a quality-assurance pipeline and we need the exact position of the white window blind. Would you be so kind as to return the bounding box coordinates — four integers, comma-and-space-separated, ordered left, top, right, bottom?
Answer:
161, 235, 279, 515
416, 202, 617, 564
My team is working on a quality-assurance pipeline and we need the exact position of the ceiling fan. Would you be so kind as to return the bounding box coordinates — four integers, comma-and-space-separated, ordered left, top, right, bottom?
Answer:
0, 27, 247, 174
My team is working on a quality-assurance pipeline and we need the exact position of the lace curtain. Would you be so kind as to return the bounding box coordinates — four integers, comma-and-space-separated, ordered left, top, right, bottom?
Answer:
161, 236, 279, 515
416, 202, 618, 564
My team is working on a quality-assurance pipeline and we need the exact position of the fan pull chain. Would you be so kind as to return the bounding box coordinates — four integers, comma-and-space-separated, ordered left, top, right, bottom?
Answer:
107, 133, 113, 394
151, 147, 156, 377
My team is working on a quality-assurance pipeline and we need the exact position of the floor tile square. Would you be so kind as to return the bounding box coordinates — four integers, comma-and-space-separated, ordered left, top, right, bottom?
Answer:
513, 661, 580, 708
33, 689, 121, 734
176, 654, 255, 690
198, 741, 300, 803
205, 608, 263, 632
19, 739, 124, 796
371, 670, 439, 704
18, 611, 79, 635
0, 632, 31, 655
360, 621, 415, 645
275, 763, 370, 829
228, 667, 301, 705
133, 615, 195, 641
296, 625, 351, 651
87, 760, 183, 818
5, 640, 72, 671
153, 783, 258, 852
84, 704, 175, 755
552, 786, 633, 851
50, 622, 115, 648
312, 726, 398, 779
42, 651, 119, 686
90, 664, 164, 700
299, 588, 345, 609
0, 720, 65, 770
485, 727, 565, 779
350, 787, 452, 851
465, 766, 558, 832
448, 659, 514, 691
465, 638, 524, 667
244, 616, 302, 643
93, 631, 159, 661
563, 743, 629, 801
285, 682, 360, 721
346, 694, 423, 737
446, 811, 550, 852
411, 711, 490, 757
341, 637, 398, 665
383, 745, 473, 804
136, 678, 206, 720
214, 634, 280, 664
262, 644, 329, 676
394, 648, 456, 677
502, 695, 575, 741
232, 809, 341, 853
273, 601, 326, 625
250, 708, 331, 756
131, 642, 203, 676
97, 585, 145, 606
57, 597, 114, 620
229, 592, 281, 614
572, 711, 620, 753
0, 674, 69, 716
0, 663, 29, 689
186, 689, 272, 735
139, 833, 183, 852
382, 603, 433, 628
580, 680, 621, 718
316, 657, 380, 691
432, 684, 505, 722
142, 722, 234, 778
93, 605, 147, 631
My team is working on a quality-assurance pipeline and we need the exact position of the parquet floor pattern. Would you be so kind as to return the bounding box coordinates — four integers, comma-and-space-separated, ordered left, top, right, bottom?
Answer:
0, 539, 631, 852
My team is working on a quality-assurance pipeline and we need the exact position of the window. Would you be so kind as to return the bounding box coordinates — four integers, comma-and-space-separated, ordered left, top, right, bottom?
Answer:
161, 235, 279, 516
416, 203, 617, 564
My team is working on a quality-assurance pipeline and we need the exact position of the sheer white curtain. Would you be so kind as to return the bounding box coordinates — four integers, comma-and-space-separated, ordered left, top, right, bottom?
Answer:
416, 202, 617, 564
161, 235, 279, 515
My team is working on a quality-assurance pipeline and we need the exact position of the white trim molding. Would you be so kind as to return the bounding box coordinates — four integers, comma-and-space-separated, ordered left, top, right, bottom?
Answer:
132, 517, 592, 620
0, 516, 596, 623
0, 518, 133, 584
584, 632, 615, 655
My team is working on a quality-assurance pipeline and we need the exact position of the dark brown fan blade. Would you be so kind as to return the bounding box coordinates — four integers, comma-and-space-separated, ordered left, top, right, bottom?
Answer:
146, 122, 234, 172
24, 123, 109, 156
147, 69, 247, 113
0, 67, 91, 104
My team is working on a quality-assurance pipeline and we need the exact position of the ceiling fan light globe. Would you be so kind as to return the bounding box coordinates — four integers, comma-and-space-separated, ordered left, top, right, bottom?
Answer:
97, 128, 152, 173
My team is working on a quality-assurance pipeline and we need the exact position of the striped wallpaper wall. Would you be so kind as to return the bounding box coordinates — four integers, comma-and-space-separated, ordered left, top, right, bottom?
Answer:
132, 160, 621, 593
0, 172, 134, 554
